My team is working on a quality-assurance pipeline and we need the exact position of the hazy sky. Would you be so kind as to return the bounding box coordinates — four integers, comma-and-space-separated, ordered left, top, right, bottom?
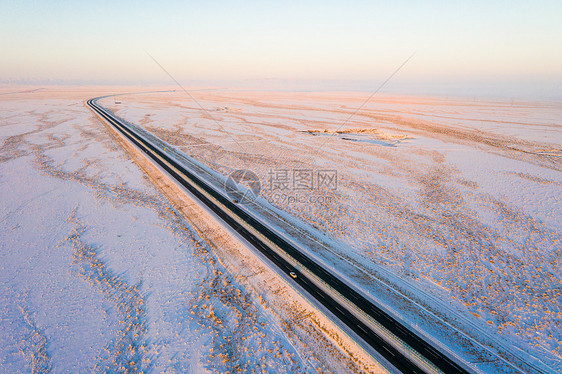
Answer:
1, 0, 561, 97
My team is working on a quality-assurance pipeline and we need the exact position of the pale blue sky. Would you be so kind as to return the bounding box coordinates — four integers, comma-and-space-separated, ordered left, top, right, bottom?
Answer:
1, 0, 561, 97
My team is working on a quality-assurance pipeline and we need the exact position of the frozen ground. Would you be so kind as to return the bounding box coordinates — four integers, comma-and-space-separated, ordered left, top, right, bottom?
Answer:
0, 87, 371, 373
99, 90, 562, 372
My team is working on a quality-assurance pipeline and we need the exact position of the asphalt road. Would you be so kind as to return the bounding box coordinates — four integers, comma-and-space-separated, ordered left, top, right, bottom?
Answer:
87, 97, 479, 374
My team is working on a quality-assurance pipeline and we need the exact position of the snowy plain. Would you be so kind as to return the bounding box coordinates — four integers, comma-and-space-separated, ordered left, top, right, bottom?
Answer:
99, 89, 562, 373
1, 85, 560, 373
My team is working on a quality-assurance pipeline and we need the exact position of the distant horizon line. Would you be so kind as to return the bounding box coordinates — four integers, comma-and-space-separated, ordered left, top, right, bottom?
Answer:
1, 77, 561, 101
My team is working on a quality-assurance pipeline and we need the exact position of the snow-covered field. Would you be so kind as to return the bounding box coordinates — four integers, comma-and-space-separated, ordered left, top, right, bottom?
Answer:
99, 89, 562, 372
0, 87, 383, 373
